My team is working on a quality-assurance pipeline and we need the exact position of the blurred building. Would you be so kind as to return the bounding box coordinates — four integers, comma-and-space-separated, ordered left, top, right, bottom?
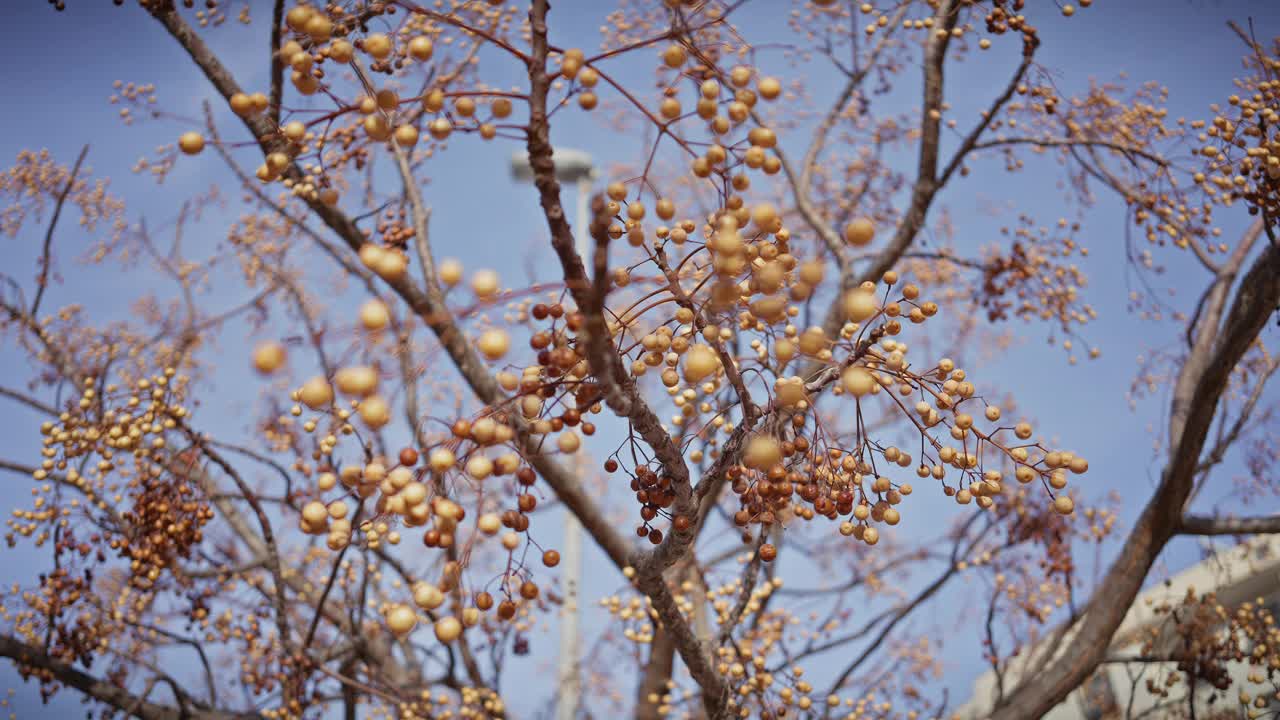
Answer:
954, 536, 1280, 719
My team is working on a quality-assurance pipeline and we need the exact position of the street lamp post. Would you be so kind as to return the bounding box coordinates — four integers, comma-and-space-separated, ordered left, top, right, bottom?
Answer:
510, 148, 595, 720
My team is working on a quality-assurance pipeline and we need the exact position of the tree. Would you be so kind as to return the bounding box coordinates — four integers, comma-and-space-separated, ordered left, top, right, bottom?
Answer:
0, 1, 1277, 719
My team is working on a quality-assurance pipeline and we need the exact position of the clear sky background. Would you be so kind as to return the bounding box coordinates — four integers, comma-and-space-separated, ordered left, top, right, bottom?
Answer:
1, 0, 1278, 718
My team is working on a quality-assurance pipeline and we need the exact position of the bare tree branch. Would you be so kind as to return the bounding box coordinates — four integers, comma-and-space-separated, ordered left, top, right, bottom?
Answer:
991, 237, 1280, 720
0, 633, 258, 720
772, 5, 911, 267
150, 0, 636, 576
1179, 514, 1280, 536
31, 144, 88, 319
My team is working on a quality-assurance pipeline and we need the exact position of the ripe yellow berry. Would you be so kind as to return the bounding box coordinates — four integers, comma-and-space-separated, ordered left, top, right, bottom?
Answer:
465, 455, 493, 480
178, 131, 205, 156
229, 92, 254, 116
251, 341, 287, 374
363, 114, 391, 141
428, 117, 452, 140
557, 431, 581, 454
282, 121, 306, 142
744, 434, 782, 469
359, 299, 390, 331
328, 39, 354, 63
335, 366, 378, 397
428, 448, 455, 473
439, 259, 463, 287
751, 202, 779, 230
477, 513, 502, 535
408, 36, 434, 61
387, 604, 417, 635
394, 124, 419, 148
477, 329, 511, 360
683, 344, 719, 382
364, 33, 392, 60
302, 501, 328, 526
656, 197, 675, 220
298, 376, 334, 409
843, 289, 878, 322
758, 76, 782, 100
560, 48, 584, 79
841, 367, 876, 397
413, 582, 445, 609
435, 616, 463, 643
773, 376, 807, 407
422, 89, 445, 112
305, 15, 332, 42
471, 269, 500, 299
372, 249, 407, 282
843, 217, 875, 246
358, 394, 391, 429
662, 44, 686, 68
285, 5, 313, 30
1053, 496, 1075, 515
400, 482, 427, 507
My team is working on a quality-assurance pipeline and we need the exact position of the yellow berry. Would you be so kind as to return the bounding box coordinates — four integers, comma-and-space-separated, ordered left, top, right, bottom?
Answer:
843, 218, 875, 246
178, 132, 205, 155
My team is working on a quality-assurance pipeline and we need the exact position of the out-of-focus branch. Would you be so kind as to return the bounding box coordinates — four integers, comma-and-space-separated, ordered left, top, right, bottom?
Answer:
935, 58, 1034, 188
1179, 514, 1280, 536
784, 516, 984, 687
1073, 144, 1222, 274
1, 300, 82, 384
1195, 353, 1277, 480
969, 136, 1168, 168
178, 430, 295, 658
31, 144, 88, 319
0, 633, 258, 720
0, 385, 58, 415
796, 0, 963, 384
774, 5, 910, 267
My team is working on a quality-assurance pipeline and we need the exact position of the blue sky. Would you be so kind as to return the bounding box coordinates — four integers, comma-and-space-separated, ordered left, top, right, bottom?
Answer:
1, 0, 1278, 718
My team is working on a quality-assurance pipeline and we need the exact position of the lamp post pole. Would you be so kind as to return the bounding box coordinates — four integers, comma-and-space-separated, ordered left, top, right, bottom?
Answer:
509, 149, 594, 720
554, 173, 590, 720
